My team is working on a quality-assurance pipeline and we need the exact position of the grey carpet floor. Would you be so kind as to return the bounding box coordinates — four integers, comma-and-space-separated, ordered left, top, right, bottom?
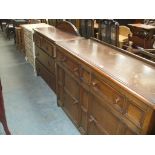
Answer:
0, 29, 80, 135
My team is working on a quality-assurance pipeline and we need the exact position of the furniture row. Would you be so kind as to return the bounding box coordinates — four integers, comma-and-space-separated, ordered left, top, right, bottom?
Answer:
33, 21, 155, 134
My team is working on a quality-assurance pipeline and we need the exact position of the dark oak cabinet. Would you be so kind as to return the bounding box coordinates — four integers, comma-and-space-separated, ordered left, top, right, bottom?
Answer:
34, 22, 155, 135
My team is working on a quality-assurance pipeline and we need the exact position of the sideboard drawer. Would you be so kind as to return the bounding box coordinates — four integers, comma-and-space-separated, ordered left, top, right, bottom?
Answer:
36, 60, 50, 86
24, 29, 33, 40
36, 47, 55, 74
91, 74, 126, 114
57, 49, 80, 77
36, 47, 49, 69
41, 38, 55, 57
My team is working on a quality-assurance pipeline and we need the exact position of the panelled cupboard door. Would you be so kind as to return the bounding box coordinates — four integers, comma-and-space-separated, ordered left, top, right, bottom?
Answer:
79, 88, 89, 134
63, 71, 80, 127
88, 93, 138, 135
56, 64, 65, 106
88, 94, 123, 135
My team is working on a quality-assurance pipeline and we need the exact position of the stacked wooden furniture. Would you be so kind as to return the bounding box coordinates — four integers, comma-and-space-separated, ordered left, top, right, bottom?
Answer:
34, 21, 81, 93
21, 23, 50, 74
0, 80, 11, 135
128, 24, 155, 49
34, 22, 155, 135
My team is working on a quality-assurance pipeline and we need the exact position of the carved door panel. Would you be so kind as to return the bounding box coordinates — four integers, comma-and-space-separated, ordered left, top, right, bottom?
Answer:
88, 94, 121, 135
79, 88, 89, 134
63, 71, 80, 126
56, 64, 65, 106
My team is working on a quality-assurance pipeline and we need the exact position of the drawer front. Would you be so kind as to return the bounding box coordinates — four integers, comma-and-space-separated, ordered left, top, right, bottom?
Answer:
88, 94, 121, 135
41, 38, 55, 57
57, 49, 79, 77
24, 29, 33, 39
36, 60, 50, 85
25, 43, 34, 55
36, 47, 55, 74
91, 74, 126, 113
36, 60, 56, 92
24, 35, 33, 47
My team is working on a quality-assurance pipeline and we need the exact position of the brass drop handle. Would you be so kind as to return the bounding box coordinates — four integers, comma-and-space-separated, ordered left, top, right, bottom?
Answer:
73, 99, 78, 105
92, 81, 98, 87
114, 97, 120, 104
89, 115, 97, 124
89, 116, 95, 123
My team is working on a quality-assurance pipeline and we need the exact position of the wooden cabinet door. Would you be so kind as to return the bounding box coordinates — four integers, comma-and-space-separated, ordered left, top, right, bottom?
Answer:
88, 94, 122, 135
63, 71, 80, 127
56, 64, 65, 106
79, 88, 89, 134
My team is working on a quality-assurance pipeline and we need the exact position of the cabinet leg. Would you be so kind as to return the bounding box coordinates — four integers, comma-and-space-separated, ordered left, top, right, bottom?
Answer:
1, 118, 11, 135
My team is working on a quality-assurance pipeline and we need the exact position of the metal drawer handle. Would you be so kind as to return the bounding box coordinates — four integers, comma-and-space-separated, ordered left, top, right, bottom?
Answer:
114, 97, 120, 104
89, 116, 95, 123
73, 99, 78, 105
92, 81, 98, 87
89, 115, 97, 124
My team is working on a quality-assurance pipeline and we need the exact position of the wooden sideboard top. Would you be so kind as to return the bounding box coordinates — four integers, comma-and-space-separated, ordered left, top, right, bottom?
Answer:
34, 26, 82, 42
128, 24, 155, 30
57, 39, 155, 106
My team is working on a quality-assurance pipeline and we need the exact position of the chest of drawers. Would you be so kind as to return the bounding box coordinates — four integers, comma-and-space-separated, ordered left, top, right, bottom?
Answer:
34, 21, 81, 93
21, 23, 50, 74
